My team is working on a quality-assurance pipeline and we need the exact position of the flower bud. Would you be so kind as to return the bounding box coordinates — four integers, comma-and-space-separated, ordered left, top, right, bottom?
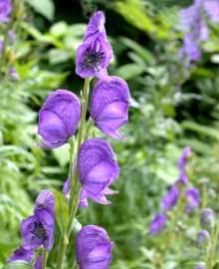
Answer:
38, 89, 81, 148
185, 187, 200, 213
196, 230, 210, 247
90, 76, 130, 139
200, 208, 215, 230
76, 225, 113, 269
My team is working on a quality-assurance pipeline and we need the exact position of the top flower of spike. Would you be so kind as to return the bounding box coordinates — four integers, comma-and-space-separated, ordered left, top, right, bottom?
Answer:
0, 0, 12, 23
76, 11, 113, 79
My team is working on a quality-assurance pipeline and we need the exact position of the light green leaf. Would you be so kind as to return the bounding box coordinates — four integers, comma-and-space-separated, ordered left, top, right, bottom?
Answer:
53, 190, 69, 236
26, 0, 55, 21
53, 144, 70, 167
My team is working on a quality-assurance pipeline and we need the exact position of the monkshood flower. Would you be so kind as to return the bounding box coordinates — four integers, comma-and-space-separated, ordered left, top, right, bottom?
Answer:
35, 255, 42, 269
78, 138, 120, 207
21, 190, 55, 251
196, 230, 210, 247
200, 208, 215, 230
180, 0, 219, 62
161, 185, 180, 211
185, 187, 200, 213
90, 76, 130, 139
8, 247, 33, 263
38, 89, 81, 148
0, 0, 12, 23
76, 225, 113, 269
177, 147, 191, 185
149, 214, 167, 235
76, 11, 113, 79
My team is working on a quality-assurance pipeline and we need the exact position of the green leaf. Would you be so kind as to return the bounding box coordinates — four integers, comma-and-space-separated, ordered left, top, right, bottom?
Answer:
26, 0, 55, 21
53, 190, 69, 236
53, 144, 70, 167
5, 262, 31, 269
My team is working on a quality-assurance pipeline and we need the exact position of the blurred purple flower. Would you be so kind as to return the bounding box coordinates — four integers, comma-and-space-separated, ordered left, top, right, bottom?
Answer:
0, 0, 12, 23
90, 76, 130, 139
195, 263, 206, 269
21, 190, 55, 251
200, 208, 215, 229
8, 67, 19, 80
180, 0, 219, 62
76, 225, 113, 269
76, 11, 113, 79
196, 230, 210, 247
8, 247, 33, 263
177, 147, 191, 185
34, 255, 42, 269
78, 138, 120, 207
38, 89, 81, 148
149, 214, 167, 235
161, 185, 180, 211
185, 187, 200, 213
0, 40, 3, 54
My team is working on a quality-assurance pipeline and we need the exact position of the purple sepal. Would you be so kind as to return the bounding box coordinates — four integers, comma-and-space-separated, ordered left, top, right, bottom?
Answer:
34, 255, 42, 269
78, 138, 120, 206
8, 246, 33, 263
76, 225, 113, 269
90, 76, 130, 139
38, 89, 81, 149
149, 214, 167, 235
161, 185, 180, 211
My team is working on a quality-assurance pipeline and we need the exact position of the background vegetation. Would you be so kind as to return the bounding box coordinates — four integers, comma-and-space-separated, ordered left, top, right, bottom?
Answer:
0, 0, 219, 268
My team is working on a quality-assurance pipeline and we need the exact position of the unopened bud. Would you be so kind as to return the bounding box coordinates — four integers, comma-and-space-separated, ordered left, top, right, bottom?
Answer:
196, 230, 210, 247
200, 208, 215, 230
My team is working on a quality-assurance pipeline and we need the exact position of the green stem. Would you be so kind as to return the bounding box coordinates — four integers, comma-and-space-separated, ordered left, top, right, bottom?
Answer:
56, 78, 91, 269
207, 225, 219, 268
42, 250, 49, 269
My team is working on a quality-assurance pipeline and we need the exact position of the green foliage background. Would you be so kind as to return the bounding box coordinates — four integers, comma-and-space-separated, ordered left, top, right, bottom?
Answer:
0, 0, 219, 268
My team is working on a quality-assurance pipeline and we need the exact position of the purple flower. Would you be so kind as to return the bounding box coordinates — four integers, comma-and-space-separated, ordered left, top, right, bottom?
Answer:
8, 246, 33, 263
76, 11, 113, 79
38, 89, 81, 148
78, 138, 120, 207
180, 34, 202, 62
76, 225, 113, 269
34, 255, 42, 269
185, 187, 200, 213
0, 40, 3, 54
203, 0, 219, 22
21, 190, 55, 251
149, 214, 167, 235
90, 76, 130, 139
161, 185, 180, 211
8, 67, 19, 80
177, 147, 191, 185
0, 0, 12, 23
194, 263, 206, 269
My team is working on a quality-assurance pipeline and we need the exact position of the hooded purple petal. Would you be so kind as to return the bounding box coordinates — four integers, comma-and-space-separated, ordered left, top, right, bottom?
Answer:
149, 214, 167, 235
8, 247, 33, 263
34, 190, 55, 217
76, 225, 113, 269
90, 76, 130, 139
185, 187, 200, 213
84, 11, 106, 42
34, 255, 42, 269
161, 185, 180, 211
0, 0, 12, 23
38, 89, 81, 148
78, 138, 120, 206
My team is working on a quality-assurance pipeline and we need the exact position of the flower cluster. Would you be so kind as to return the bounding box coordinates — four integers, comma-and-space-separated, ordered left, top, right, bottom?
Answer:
150, 147, 200, 235
180, 0, 219, 62
8, 190, 55, 269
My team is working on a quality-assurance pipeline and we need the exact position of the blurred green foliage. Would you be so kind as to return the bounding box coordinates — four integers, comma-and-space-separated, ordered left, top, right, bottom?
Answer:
0, 0, 219, 268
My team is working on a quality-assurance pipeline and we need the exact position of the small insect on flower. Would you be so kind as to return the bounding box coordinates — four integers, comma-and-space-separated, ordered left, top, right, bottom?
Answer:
38, 89, 81, 148
76, 225, 114, 269
0, 0, 12, 23
78, 138, 120, 207
149, 214, 167, 235
8, 247, 33, 263
76, 11, 113, 79
90, 76, 130, 139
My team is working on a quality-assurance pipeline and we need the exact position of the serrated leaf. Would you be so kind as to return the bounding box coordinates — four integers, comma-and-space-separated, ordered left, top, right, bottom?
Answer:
53, 190, 69, 236
26, 0, 55, 21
